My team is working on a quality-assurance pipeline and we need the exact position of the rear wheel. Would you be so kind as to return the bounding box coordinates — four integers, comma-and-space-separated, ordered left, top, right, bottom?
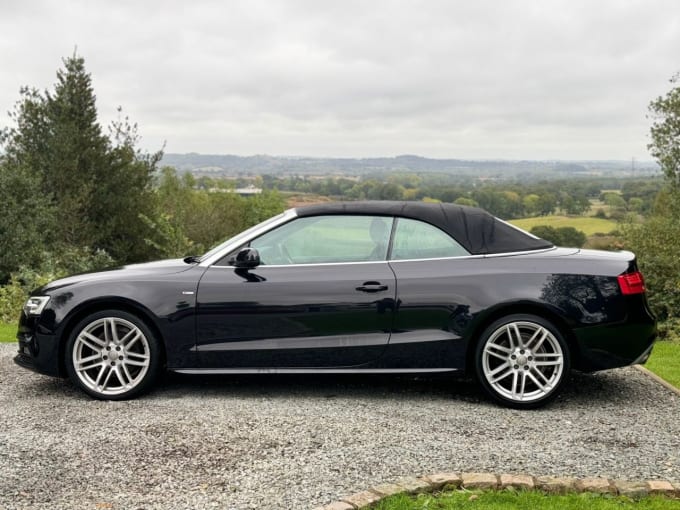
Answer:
65, 310, 161, 400
475, 314, 570, 409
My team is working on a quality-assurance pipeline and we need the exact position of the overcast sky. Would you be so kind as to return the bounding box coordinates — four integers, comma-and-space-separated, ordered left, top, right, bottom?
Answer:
1, 1, 679, 160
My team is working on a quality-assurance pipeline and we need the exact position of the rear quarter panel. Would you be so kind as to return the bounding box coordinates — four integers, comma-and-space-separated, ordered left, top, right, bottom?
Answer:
384, 249, 635, 370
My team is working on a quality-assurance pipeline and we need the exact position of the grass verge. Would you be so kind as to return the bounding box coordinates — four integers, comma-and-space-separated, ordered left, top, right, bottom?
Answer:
374, 489, 680, 510
645, 340, 680, 389
0, 322, 16, 343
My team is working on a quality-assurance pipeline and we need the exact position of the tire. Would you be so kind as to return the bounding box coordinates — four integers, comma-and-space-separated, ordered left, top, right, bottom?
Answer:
65, 310, 162, 400
474, 314, 570, 409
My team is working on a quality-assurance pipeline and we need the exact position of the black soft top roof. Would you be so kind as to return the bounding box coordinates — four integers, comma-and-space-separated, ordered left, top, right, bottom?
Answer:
295, 201, 553, 255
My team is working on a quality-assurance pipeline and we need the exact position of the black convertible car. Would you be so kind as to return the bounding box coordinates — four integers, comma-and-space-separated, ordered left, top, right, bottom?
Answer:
15, 201, 656, 408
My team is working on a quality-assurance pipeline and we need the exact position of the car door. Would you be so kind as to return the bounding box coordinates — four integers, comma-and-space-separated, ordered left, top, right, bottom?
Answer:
383, 217, 475, 369
195, 214, 397, 368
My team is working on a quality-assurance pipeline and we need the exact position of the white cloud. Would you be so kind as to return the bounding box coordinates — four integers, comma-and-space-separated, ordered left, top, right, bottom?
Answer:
1, 0, 679, 159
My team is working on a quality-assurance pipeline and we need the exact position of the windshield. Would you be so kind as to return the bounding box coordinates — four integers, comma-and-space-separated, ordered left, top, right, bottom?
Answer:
199, 210, 292, 262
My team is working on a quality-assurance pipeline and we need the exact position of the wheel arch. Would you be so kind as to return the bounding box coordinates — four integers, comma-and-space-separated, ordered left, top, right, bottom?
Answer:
464, 301, 579, 374
57, 297, 167, 377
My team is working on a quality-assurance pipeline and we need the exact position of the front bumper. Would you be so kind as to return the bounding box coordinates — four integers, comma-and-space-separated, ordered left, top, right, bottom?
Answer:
14, 314, 64, 378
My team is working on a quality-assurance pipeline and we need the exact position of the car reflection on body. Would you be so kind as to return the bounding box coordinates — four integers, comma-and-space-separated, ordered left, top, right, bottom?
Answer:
15, 201, 656, 408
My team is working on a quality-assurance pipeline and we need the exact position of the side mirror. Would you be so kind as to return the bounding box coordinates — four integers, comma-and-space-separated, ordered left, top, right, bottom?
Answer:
230, 247, 261, 269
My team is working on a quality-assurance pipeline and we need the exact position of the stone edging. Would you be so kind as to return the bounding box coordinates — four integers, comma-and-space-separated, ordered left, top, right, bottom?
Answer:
634, 364, 680, 397
312, 473, 680, 510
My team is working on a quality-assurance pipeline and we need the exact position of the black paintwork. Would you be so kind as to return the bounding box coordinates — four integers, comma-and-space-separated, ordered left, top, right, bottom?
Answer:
195, 262, 396, 367
15, 203, 656, 380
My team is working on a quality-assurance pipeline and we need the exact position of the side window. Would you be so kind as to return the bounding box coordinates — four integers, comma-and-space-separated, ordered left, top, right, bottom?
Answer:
390, 218, 469, 260
249, 215, 393, 265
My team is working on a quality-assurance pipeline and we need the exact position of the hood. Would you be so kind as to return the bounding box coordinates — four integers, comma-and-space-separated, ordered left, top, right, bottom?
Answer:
38, 258, 196, 293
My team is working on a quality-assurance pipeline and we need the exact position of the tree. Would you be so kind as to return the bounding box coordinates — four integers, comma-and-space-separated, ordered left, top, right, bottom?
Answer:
522, 194, 541, 216
622, 73, 680, 326
0, 160, 55, 280
91, 112, 160, 262
628, 197, 644, 213
601, 192, 626, 210
1, 54, 161, 265
537, 193, 557, 216
649, 73, 680, 189
3, 56, 108, 247
147, 168, 286, 256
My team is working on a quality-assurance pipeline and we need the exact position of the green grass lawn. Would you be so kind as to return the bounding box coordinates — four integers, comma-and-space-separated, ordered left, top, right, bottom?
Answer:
645, 341, 680, 389
374, 489, 680, 510
510, 216, 617, 236
0, 322, 16, 342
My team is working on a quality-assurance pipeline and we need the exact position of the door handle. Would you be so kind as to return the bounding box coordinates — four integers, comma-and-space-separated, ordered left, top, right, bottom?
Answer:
356, 281, 388, 293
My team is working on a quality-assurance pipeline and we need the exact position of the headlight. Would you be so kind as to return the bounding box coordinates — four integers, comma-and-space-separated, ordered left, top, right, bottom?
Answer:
23, 296, 50, 317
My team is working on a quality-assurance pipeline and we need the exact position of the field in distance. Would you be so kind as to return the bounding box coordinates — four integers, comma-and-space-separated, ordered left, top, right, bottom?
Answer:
509, 215, 617, 236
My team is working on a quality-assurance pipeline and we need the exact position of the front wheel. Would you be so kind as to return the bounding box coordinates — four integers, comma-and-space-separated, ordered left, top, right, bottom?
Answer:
475, 314, 570, 409
65, 310, 162, 400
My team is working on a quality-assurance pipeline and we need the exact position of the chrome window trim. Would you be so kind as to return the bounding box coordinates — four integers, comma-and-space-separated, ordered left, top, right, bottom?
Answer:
387, 255, 484, 263
208, 246, 557, 268
210, 260, 393, 269
482, 246, 557, 258
387, 246, 557, 264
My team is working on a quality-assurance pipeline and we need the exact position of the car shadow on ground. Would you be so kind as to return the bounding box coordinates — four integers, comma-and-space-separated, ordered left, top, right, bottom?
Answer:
145, 367, 643, 408
22, 365, 648, 409
161, 371, 486, 401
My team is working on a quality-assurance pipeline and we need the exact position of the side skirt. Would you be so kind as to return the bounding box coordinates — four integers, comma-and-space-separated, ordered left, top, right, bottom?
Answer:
170, 367, 459, 375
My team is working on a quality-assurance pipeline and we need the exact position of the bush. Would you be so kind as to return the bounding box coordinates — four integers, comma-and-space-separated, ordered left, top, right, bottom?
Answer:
0, 277, 31, 323
0, 247, 114, 323
530, 225, 587, 248
621, 214, 680, 322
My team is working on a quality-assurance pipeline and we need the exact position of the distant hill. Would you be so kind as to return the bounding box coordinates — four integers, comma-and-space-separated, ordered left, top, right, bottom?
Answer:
159, 153, 659, 179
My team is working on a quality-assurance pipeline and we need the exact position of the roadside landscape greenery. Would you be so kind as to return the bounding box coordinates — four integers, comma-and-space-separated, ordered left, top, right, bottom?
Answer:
0, 56, 679, 390
0, 54, 285, 322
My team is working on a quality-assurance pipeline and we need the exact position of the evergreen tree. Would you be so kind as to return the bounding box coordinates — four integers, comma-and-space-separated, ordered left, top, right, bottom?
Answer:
44, 55, 108, 246
1, 53, 161, 266
0, 159, 55, 281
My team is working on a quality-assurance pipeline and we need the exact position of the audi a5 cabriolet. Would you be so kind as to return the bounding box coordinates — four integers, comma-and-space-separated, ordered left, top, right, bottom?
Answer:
15, 201, 656, 408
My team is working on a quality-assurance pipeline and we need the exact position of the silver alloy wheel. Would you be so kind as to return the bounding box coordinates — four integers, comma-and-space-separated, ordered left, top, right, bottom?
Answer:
72, 317, 151, 396
481, 321, 564, 403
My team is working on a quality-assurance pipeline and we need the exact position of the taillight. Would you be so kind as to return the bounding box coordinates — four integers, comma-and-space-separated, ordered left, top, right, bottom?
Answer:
618, 271, 645, 295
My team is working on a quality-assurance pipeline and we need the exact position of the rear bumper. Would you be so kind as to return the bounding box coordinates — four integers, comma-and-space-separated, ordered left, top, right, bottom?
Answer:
573, 297, 656, 372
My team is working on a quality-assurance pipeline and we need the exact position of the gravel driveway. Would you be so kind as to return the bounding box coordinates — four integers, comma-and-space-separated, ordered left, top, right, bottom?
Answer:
0, 343, 678, 510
